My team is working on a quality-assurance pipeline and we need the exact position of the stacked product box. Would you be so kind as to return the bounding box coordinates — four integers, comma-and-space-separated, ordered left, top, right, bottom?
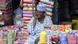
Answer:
0, 25, 27, 44
57, 24, 72, 33
0, 25, 78, 44
40, 0, 54, 16
0, 0, 13, 26
23, 0, 34, 29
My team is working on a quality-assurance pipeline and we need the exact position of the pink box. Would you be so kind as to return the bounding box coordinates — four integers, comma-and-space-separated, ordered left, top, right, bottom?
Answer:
23, 0, 32, 3
23, 11, 32, 14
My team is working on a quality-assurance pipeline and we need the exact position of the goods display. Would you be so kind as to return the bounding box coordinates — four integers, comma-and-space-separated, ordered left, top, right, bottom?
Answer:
0, 0, 78, 44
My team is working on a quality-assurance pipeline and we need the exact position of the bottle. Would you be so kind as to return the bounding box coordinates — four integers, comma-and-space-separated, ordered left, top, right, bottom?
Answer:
39, 31, 47, 44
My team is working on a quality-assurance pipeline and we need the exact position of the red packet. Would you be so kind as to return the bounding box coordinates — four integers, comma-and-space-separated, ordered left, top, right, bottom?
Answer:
57, 25, 65, 32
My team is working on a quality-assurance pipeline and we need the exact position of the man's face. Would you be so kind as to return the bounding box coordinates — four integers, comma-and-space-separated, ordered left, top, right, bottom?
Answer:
35, 11, 44, 19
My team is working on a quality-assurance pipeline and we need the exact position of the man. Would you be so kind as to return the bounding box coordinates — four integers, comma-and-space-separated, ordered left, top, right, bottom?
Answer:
28, 2, 52, 36
26, 2, 52, 44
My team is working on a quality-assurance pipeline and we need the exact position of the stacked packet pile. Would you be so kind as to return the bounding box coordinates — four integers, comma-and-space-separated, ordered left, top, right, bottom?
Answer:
0, 25, 27, 44
40, 0, 54, 16
57, 24, 72, 33
0, 0, 13, 26
23, 0, 34, 29
39, 30, 78, 44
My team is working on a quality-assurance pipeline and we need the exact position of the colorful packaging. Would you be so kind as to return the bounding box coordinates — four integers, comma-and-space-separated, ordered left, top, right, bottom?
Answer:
75, 31, 78, 44
52, 30, 61, 35
14, 30, 17, 40
39, 31, 47, 44
59, 33, 67, 44
23, 3, 33, 7
0, 0, 10, 3
8, 30, 14, 44
46, 8, 52, 12
23, 14, 32, 16
8, 39, 14, 44
17, 30, 24, 40
52, 34, 59, 44
23, 0, 32, 3
46, 4, 53, 8
2, 31, 8, 44
65, 25, 72, 33
23, 7, 34, 11
69, 30, 77, 34
50, 25, 55, 30
72, 20, 78, 30
0, 30, 3, 44
14, 41, 18, 44
23, 11, 32, 14
40, 0, 54, 7
57, 25, 65, 33
47, 35, 52, 44
3, 39, 7, 44
67, 34, 77, 44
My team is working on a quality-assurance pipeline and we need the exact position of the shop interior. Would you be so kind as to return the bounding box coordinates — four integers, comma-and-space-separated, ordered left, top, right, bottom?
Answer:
0, 0, 78, 44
